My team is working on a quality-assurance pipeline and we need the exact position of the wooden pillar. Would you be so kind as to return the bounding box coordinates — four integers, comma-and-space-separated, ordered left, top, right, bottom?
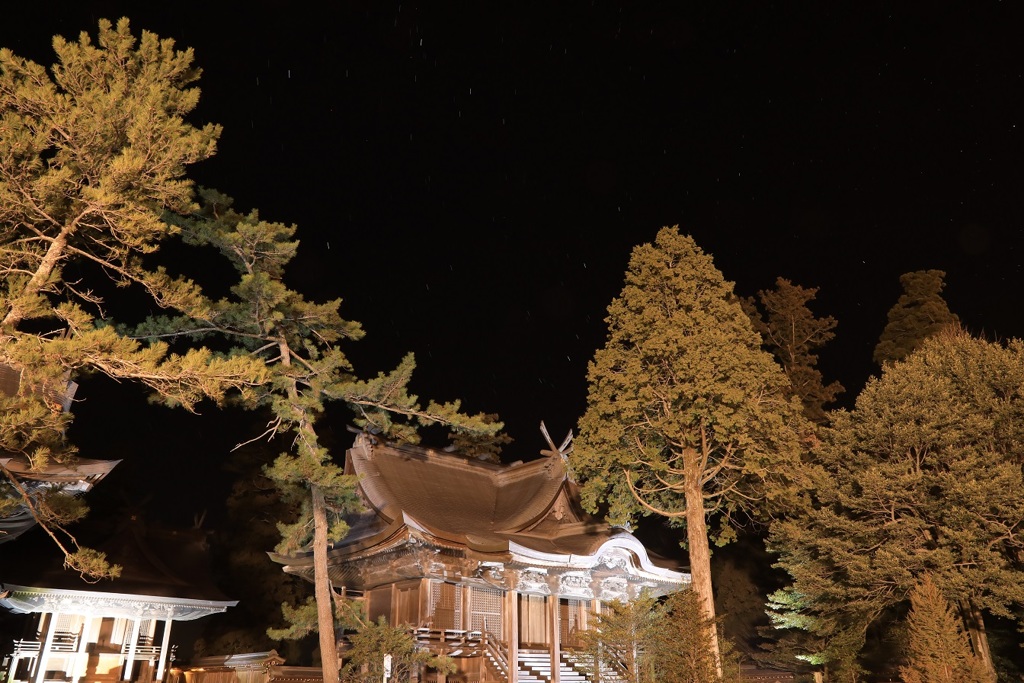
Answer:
390, 583, 397, 626
593, 598, 603, 683
33, 613, 57, 683
155, 620, 173, 682
72, 615, 96, 683
547, 596, 560, 683
418, 580, 430, 628
123, 618, 142, 682
506, 591, 518, 683
5, 654, 17, 683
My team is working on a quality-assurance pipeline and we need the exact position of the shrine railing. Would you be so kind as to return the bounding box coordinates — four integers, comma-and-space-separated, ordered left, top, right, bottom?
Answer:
409, 620, 509, 682
10, 635, 164, 659
11, 633, 80, 656
480, 620, 509, 682
413, 627, 487, 657
122, 644, 164, 656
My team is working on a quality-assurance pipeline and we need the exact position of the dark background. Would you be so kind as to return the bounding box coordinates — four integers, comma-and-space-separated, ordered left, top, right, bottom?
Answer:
2, 2, 1023, 529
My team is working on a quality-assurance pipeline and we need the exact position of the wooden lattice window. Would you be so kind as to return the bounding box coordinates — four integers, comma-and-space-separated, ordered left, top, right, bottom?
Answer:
53, 613, 82, 634
429, 582, 462, 630
51, 613, 84, 647
470, 585, 502, 637
137, 619, 155, 645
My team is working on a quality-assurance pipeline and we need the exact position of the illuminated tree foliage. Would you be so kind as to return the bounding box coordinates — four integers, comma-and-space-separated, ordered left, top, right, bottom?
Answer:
873, 270, 959, 366
142, 190, 500, 683
572, 226, 809, 675
570, 590, 740, 683
340, 617, 454, 683
0, 18, 266, 577
446, 412, 511, 463
571, 592, 662, 683
651, 590, 741, 683
744, 277, 843, 423
899, 574, 994, 683
769, 329, 1024, 681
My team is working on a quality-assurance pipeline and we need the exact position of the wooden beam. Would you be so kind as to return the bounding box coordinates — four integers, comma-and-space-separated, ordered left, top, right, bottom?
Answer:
548, 596, 560, 683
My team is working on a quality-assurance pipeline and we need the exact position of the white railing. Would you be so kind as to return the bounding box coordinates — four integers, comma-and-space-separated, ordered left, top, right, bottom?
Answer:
11, 635, 163, 659
12, 633, 80, 656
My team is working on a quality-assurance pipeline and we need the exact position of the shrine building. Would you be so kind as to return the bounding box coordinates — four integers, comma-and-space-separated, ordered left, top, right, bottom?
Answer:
0, 521, 236, 683
271, 430, 690, 682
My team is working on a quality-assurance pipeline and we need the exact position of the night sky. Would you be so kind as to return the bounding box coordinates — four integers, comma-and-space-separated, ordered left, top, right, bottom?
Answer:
3, 3, 1024, 529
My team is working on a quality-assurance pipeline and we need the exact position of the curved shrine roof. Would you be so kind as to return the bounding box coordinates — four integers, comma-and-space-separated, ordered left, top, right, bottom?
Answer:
348, 434, 568, 536
338, 433, 682, 567
272, 433, 689, 594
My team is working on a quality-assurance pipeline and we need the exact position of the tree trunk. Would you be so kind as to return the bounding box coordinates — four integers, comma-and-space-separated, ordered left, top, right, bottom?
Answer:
3, 225, 70, 329
312, 483, 340, 683
958, 598, 996, 682
683, 448, 722, 679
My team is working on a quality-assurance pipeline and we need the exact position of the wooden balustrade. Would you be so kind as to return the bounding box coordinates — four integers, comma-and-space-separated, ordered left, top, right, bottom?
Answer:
12, 633, 80, 656
11, 633, 166, 659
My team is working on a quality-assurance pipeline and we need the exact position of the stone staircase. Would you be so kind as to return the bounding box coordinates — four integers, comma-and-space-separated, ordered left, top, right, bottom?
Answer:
516, 650, 604, 682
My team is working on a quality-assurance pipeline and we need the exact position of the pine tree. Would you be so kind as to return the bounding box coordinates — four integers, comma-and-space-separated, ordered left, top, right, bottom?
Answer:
570, 592, 663, 683
873, 270, 959, 366
340, 617, 454, 683
445, 412, 511, 463
572, 226, 810, 675
142, 190, 500, 683
0, 19, 266, 577
569, 589, 741, 683
744, 277, 843, 422
900, 575, 994, 683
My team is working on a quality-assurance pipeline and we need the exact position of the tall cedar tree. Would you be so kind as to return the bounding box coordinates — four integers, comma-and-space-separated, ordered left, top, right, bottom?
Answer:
572, 226, 809, 676
899, 575, 994, 683
744, 277, 843, 423
140, 190, 500, 683
873, 270, 959, 366
0, 19, 266, 577
768, 329, 1024, 681
738, 278, 841, 671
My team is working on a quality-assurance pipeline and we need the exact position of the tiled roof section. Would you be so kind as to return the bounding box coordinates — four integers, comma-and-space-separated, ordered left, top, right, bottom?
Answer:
0, 362, 78, 413
1, 455, 119, 483
0, 456, 120, 543
332, 434, 693, 568
348, 435, 567, 536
